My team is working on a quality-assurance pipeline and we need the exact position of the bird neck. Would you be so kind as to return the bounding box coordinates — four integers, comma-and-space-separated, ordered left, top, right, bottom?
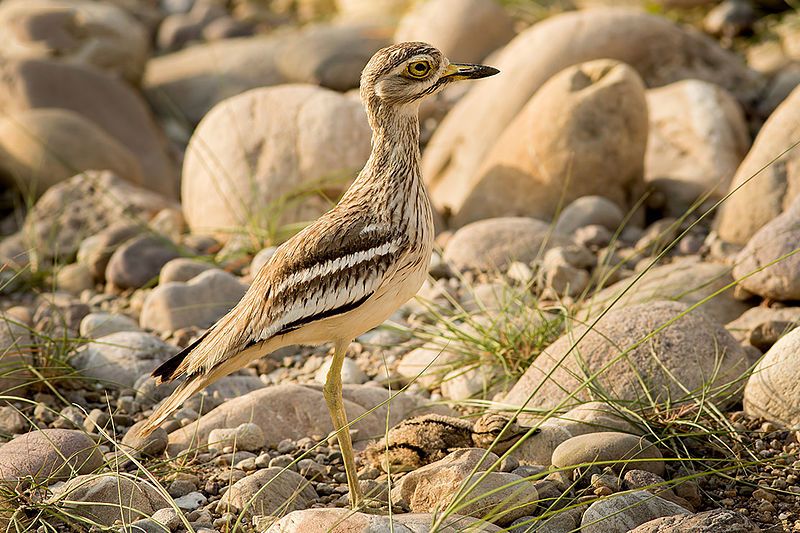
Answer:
365, 108, 422, 179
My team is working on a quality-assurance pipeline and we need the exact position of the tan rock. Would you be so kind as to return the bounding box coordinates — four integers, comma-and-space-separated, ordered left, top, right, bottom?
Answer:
744, 327, 800, 426
449, 60, 647, 227
0, 0, 149, 83
732, 197, 800, 301
0, 58, 177, 198
551, 432, 664, 475
504, 301, 750, 411
645, 79, 749, 215
726, 306, 800, 343
424, 8, 763, 221
716, 83, 800, 244
167, 384, 438, 455
628, 508, 761, 532
581, 491, 690, 533
143, 36, 286, 124
181, 84, 371, 239
223, 467, 317, 518
0, 109, 144, 197
394, 0, 515, 63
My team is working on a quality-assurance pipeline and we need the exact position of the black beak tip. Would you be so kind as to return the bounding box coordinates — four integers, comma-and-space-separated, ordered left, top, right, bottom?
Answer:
474, 65, 500, 79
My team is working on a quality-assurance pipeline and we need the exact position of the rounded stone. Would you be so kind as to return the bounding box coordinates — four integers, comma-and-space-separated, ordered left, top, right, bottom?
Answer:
222, 467, 317, 518
394, 0, 514, 63
208, 422, 265, 452
744, 327, 800, 426
581, 491, 690, 533
159, 258, 215, 284
443, 217, 569, 272
55, 263, 94, 295
732, 196, 800, 301
79, 312, 140, 339
105, 235, 180, 290
628, 508, 761, 532
554, 196, 625, 235
552, 432, 664, 476
181, 84, 371, 240
505, 301, 750, 411
446, 59, 648, 227
122, 420, 168, 457
0, 429, 103, 485
139, 268, 248, 333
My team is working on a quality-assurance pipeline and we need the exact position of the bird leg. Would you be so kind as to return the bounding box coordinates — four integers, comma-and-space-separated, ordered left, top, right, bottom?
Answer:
323, 339, 363, 508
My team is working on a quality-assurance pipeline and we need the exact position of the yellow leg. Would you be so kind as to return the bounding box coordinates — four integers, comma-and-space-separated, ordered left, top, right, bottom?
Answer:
323, 339, 363, 509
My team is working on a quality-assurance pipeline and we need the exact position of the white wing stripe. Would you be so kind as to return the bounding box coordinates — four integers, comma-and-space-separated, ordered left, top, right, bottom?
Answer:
271, 239, 402, 298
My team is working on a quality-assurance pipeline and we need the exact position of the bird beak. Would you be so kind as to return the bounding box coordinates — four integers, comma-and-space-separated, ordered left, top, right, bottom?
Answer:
442, 63, 500, 81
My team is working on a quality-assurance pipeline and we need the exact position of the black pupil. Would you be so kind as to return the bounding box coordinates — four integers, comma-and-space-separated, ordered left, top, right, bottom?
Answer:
414, 64, 426, 72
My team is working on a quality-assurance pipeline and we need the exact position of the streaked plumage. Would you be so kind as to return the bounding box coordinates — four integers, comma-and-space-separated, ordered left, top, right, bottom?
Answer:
138, 42, 498, 508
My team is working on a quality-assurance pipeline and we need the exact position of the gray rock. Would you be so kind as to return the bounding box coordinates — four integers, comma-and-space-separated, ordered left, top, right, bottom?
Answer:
314, 357, 368, 385
733, 196, 800, 301
159, 258, 215, 283
14, 172, 173, 266
208, 422, 265, 452
122, 420, 168, 457
77, 223, 143, 282
726, 306, 800, 342
628, 508, 761, 532
250, 246, 277, 275
167, 384, 445, 456
0, 313, 34, 394
744, 327, 800, 426
580, 259, 749, 325
581, 491, 690, 532
0, 429, 103, 485
275, 23, 389, 91
222, 467, 317, 518
71, 331, 178, 388
106, 235, 180, 290
443, 217, 568, 272
143, 35, 286, 124
555, 196, 625, 235
505, 301, 749, 412
134, 373, 265, 408
0, 406, 26, 435
47, 473, 169, 526
55, 263, 94, 294
140, 269, 247, 332
79, 312, 140, 339
552, 432, 664, 476
174, 491, 206, 511
263, 509, 501, 532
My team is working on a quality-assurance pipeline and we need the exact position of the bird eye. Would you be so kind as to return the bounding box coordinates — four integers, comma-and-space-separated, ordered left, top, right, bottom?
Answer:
406, 60, 431, 79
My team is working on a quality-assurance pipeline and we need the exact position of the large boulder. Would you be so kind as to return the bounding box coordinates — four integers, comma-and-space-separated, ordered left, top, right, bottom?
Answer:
0, 0, 149, 83
445, 59, 648, 227
423, 8, 763, 216
580, 259, 750, 325
0, 109, 143, 196
581, 491, 690, 533
394, 0, 515, 63
744, 327, 800, 426
645, 79, 750, 215
504, 301, 750, 411
442, 217, 569, 272
732, 196, 800, 301
0, 58, 177, 197
0, 429, 103, 486
13, 171, 175, 264
716, 83, 800, 244
143, 36, 286, 125
181, 84, 371, 239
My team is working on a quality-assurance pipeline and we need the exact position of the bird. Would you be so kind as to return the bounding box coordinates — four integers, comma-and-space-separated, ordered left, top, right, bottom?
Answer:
137, 42, 499, 508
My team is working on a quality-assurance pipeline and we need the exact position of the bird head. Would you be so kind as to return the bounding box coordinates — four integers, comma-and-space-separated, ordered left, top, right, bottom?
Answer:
360, 42, 499, 120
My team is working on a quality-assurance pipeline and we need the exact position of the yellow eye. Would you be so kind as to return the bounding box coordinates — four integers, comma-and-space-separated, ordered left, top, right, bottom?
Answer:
406, 60, 431, 79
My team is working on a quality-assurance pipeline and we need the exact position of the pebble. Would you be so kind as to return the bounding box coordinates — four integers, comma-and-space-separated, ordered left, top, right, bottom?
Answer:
174, 491, 207, 511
